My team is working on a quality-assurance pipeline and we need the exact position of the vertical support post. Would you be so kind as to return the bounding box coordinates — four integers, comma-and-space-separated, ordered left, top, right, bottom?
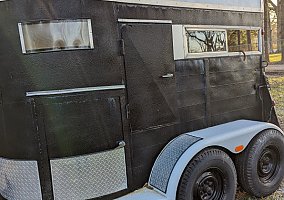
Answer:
30, 100, 54, 200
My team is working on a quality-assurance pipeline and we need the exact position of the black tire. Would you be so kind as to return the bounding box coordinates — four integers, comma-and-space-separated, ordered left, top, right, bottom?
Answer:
177, 148, 237, 200
235, 129, 284, 198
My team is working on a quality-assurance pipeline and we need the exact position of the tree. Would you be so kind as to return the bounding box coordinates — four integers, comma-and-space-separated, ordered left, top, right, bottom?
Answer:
264, 0, 284, 62
279, 0, 284, 62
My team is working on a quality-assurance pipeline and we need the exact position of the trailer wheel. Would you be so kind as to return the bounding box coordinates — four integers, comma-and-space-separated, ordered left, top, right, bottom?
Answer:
235, 129, 284, 198
177, 148, 237, 200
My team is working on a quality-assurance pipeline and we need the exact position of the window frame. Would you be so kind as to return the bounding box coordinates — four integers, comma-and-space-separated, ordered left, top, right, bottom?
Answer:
182, 25, 262, 59
18, 19, 94, 54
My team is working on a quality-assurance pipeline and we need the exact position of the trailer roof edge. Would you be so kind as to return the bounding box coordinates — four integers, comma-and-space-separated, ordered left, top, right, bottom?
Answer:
103, 0, 263, 13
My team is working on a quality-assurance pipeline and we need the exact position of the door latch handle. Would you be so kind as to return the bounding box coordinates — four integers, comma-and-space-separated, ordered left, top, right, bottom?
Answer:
161, 73, 174, 78
115, 141, 126, 149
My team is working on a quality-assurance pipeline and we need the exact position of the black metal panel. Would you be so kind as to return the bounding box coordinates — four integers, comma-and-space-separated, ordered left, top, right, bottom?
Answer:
210, 69, 258, 86
0, 0, 123, 103
174, 55, 265, 134
259, 71, 280, 126
211, 106, 262, 125
207, 55, 263, 126
34, 93, 124, 158
211, 95, 260, 115
175, 60, 207, 125
180, 118, 208, 133
209, 56, 260, 72
177, 89, 206, 107
0, 101, 39, 160
122, 24, 178, 132
0, 92, 5, 158
130, 123, 180, 188
179, 104, 206, 123
117, 4, 262, 27
210, 81, 256, 101
176, 75, 205, 92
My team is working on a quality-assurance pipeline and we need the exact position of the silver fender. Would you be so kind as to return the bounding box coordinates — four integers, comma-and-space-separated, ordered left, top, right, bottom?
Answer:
149, 120, 283, 200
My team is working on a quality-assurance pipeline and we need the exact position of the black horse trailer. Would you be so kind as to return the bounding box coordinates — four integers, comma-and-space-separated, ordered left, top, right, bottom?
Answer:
0, 0, 284, 199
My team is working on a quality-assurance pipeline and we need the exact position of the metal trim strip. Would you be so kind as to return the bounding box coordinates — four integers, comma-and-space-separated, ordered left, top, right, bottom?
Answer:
87, 19, 95, 49
182, 51, 262, 60
118, 19, 173, 24
26, 85, 126, 97
183, 25, 262, 30
105, 0, 263, 13
18, 23, 27, 54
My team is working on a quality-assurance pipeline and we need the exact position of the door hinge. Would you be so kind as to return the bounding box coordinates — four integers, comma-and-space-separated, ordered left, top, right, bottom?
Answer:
126, 104, 130, 119
119, 39, 125, 56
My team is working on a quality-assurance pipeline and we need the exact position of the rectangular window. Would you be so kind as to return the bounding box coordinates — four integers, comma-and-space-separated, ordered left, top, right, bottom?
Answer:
18, 19, 94, 54
227, 30, 259, 52
185, 29, 227, 54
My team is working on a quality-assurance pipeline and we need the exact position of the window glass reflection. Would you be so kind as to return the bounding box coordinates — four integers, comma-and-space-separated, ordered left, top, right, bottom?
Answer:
228, 30, 259, 52
186, 29, 227, 53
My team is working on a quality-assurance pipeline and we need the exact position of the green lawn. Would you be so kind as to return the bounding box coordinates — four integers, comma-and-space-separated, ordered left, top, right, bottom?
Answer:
269, 76, 284, 127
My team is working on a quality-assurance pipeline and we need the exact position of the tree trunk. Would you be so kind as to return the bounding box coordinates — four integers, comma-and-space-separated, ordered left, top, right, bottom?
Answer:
277, 0, 281, 52
264, 0, 270, 60
279, 0, 284, 62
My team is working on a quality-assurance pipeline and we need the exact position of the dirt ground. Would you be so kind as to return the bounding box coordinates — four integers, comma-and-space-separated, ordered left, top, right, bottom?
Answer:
236, 73, 284, 200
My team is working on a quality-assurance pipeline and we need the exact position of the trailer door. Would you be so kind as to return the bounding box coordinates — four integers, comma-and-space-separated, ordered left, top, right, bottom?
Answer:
121, 23, 178, 132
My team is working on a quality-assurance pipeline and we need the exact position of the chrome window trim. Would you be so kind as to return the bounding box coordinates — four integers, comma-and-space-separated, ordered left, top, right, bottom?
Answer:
26, 85, 126, 97
118, 19, 172, 24
183, 25, 262, 31
18, 23, 27, 54
87, 19, 95, 49
185, 51, 262, 59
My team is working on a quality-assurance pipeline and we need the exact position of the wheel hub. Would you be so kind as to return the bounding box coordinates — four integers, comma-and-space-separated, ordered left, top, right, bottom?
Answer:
258, 146, 280, 183
195, 170, 224, 200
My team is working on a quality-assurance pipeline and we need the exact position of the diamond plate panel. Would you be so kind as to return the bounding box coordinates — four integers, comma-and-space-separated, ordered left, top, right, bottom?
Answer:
149, 134, 201, 193
0, 157, 42, 200
50, 148, 128, 200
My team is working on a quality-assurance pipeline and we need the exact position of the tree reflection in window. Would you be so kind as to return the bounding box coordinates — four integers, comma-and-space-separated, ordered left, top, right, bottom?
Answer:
186, 29, 227, 53
227, 30, 259, 52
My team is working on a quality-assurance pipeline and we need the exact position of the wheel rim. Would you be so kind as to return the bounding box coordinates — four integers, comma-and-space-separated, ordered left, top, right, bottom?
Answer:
194, 169, 224, 200
257, 146, 280, 183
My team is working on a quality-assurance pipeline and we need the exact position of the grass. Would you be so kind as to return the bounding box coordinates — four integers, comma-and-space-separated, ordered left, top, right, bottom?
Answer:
236, 191, 284, 200
236, 75, 284, 200
269, 76, 284, 127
